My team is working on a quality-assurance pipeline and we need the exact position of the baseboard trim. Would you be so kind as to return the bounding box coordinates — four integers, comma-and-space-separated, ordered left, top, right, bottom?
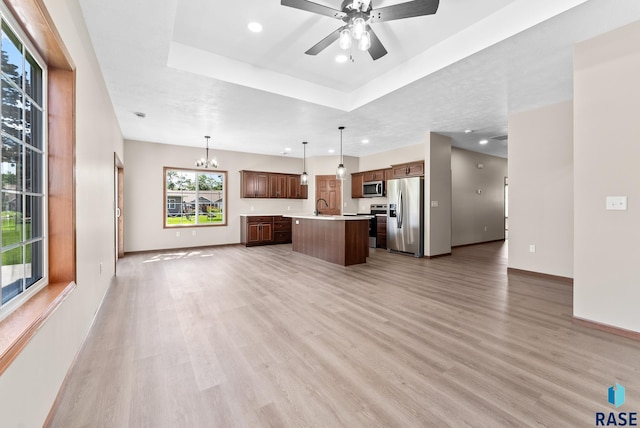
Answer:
424, 252, 452, 259
507, 267, 574, 285
573, 317, 640, 341
124, 243, 243, 256
452, 239, 506, 249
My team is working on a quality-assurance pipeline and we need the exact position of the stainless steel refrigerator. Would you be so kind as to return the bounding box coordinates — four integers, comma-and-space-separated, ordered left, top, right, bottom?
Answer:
387, 176, 424, 257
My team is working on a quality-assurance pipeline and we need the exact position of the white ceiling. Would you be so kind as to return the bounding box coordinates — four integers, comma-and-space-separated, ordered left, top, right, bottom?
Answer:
78, 0, 640, 160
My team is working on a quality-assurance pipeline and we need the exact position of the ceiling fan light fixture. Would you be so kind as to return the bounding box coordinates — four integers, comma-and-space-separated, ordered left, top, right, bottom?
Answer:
352, 17, 366, 40
339, 28, 352, 50
358, 31, 371, 51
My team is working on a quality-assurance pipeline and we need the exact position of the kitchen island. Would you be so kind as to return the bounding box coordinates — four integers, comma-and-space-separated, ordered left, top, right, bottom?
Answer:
285, 214, 372, 266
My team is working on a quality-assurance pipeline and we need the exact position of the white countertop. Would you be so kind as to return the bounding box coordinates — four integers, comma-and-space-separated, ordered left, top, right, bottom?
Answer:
239, 213, 287, 217
284, 214, 373, 221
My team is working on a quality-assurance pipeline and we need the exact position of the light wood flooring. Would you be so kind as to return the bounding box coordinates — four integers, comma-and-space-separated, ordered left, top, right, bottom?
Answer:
47, 242, 640, 427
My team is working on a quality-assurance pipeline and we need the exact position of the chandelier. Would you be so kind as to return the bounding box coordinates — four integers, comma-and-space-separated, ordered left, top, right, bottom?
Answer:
195, 135, 218, 168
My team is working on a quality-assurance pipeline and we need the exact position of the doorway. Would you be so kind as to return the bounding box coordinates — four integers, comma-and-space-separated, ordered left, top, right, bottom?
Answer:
114, 153, 124, 272
315, 175, 342, 215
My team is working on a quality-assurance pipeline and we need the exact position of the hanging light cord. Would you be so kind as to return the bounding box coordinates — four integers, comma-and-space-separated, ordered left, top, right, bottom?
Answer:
339, 126, 344, 163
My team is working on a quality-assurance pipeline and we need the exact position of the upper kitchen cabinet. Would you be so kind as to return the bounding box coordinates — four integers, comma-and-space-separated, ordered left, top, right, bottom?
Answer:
351, 172, 364, 198
391, 161, 424, 178
241, 170, 307, 199
362, 169, 386, 182
287, 175, 308, 199
241, 170, 269, 198
269, 173, 288, 198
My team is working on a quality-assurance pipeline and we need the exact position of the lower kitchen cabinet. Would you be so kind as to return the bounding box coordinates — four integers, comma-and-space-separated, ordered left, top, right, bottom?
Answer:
273, 216, 292, 244
376, 214, 387, 249
241, 215, 291, 246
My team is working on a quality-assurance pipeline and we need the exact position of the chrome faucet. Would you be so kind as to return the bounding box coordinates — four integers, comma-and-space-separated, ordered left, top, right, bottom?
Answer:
314, 198, 328, 216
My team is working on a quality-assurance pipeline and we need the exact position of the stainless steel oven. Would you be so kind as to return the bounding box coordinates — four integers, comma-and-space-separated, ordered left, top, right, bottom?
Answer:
369, 204, 387, 248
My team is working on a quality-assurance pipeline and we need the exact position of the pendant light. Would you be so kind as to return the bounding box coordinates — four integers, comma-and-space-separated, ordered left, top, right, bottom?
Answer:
300, 141, 309, 186
336, 126, 346, 180
195, 135, 218, 168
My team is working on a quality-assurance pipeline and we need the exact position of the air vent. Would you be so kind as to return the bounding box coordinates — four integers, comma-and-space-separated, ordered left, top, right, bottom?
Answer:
491, 135, 508, 141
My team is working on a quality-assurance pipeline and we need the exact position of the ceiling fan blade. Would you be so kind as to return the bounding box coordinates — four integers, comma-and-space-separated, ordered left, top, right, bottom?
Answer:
366, 25, 387, 60
281, 0, 346, 19
305, 26, 346, 55
370, 0, 439, 23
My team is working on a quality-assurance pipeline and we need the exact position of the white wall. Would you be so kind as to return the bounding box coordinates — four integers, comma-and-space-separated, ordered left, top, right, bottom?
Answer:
508, 101, 573, 278
425, 133, 452, 256
451, 148, 507, 246
0, 0, 124, 426
573, 21, 640, 332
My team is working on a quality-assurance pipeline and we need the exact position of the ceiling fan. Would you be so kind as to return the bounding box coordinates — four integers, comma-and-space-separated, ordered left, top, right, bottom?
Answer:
281, 0, 440, 60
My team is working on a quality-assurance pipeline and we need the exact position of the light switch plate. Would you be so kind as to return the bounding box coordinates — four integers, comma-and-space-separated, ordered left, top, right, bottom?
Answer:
606, 196, 627, 211
431, 201, 439, 208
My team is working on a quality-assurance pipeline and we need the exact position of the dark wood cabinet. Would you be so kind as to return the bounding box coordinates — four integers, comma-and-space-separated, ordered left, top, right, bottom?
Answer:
241, 216, 274, 246
391, 161, 424, 178
241, 171, 269, 198
362, 169, 386, 182
376, 215, 387, 249
273, 216, 292, 244
241, 170, 307, 199
269, 173, 287, 198
351, 173, 364, 198
287, 175, 308, 199
241, 215, 292, 246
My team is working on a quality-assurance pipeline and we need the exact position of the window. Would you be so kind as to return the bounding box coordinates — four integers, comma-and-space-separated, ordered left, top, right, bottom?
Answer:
1, 17, 47, 312
164, 167, 227, 227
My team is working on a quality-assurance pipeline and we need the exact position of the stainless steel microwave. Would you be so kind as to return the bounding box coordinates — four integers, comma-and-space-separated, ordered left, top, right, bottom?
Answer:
363, 180, 384, 197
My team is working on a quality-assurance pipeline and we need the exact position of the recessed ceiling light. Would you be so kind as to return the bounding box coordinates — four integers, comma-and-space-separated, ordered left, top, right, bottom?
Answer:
362, 139, 369, 144
479, 139, 489, 145
335, 55, 348, 63
328, 149, 335, 153
248, 22, 263, 33
285, 147, 291, 152
134, 111, 146, 118
464, 129, 473, 134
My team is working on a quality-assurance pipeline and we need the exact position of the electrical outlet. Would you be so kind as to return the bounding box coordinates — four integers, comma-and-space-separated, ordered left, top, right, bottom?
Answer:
250, 206, 254, 211
606, 196, 627, 210
529, 244, 536, 253
484, 226, 487, 232
192, 230, 196, 236
287, 206, 291, 210
176, 231, 180, 237
99, 262, 102, 274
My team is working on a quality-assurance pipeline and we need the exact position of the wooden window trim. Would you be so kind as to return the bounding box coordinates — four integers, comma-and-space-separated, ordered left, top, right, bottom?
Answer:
163, 166, 229, 229
0, 0, 76, 374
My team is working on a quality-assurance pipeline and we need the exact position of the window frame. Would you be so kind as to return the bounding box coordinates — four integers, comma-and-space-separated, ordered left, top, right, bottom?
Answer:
0, 5, 48, 321
0, 0, 76, 376
163, 166, 228, 228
